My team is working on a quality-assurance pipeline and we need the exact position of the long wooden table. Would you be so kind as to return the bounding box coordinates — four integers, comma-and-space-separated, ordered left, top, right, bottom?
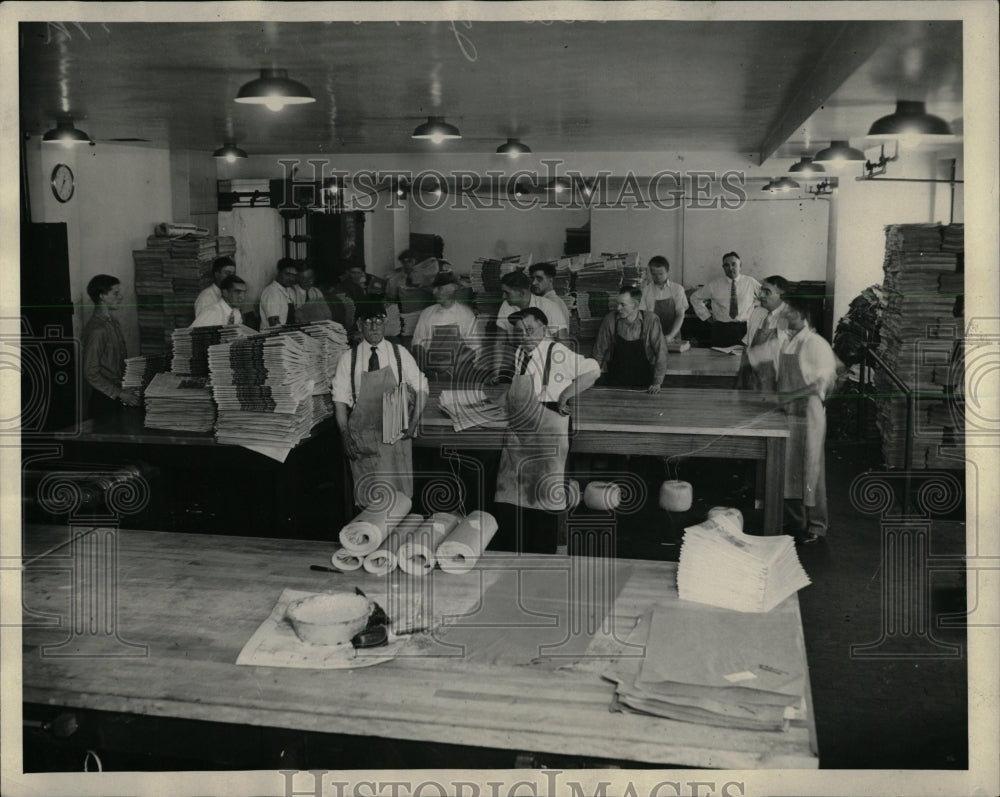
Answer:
418, 385, 789, 534
664, 347, 742, 387
20, 525, 818, 769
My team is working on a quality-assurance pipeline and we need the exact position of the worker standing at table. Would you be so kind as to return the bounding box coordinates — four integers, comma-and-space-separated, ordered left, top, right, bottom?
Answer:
528, 262, 570, 335
82, 274, 142, 419
190, 275, 247, 327
747, 288, 838, 544
493, 308, 601, 554
689, 251, 761, 347
496, 270, 567, 340
194, 256, 237, 318
293, 264, 334, 324
259, 258, 299, 329
410, 271, 480, 380
592, 285, 668, 393
386, 249, 435, 346
640, 256, 688, 342
736, 274, 790, 391
332, 303, 429, 505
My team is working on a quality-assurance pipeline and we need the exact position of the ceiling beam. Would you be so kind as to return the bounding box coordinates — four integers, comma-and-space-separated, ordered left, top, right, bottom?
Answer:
756, 21, 897, 165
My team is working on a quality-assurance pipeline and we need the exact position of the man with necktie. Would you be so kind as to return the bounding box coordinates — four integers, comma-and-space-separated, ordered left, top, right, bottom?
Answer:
190, 275, 248, 328
259, 258, 299, 329
331, 303, 429, 506
689, 251, 761, 347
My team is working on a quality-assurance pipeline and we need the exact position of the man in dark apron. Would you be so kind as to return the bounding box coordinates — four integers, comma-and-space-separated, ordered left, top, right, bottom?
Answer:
747, 289, 838, 543
332, 303, 429, 507
735, 274, 790, 391
639, 256, 688, 342
492, 307, 601, 554
591, 286, 668, 392
410, 272, 480, 382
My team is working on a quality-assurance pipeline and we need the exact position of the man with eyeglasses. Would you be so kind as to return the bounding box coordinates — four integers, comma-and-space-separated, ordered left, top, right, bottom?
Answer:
331, 302, 429, 505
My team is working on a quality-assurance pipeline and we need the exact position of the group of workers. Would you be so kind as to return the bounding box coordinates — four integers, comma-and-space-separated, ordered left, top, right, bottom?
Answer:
82, 246, 837, 551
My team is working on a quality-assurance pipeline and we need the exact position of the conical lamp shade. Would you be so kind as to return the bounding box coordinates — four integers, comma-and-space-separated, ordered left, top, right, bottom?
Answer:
213, 140, 248, 161
235, 68, 315, 111
411, 116, 462, 142
497, 137, 531, 155
813, 140, 866, 165
868, 100, 954, 141
789, 156, 824, 175
42, 116, 93, 146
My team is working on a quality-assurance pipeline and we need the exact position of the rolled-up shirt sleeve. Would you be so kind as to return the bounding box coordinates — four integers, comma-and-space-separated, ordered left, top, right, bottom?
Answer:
398, 345, 429, 397
591, 313, 615, 371
689, 283, 712, 321
331, 349, 355, 408
643, 314, 668, 385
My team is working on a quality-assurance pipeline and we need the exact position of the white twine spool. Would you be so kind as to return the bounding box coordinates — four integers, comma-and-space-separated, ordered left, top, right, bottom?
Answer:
659, 480, 693, 512
584, 481, 622, 511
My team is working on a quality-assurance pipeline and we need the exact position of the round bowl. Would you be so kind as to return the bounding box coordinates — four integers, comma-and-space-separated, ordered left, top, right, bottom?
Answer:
286, 592, 372, 646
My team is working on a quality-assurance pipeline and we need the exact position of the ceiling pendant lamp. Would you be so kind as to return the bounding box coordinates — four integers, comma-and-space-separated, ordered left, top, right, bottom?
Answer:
762, 177, 800, 193
496, 137, 531, 157
788, 156, 824, 176
42, 115, 93, 146
867, 100, 955, 149
213, 139, 248, 162
235, 68, 316, 112
812, 140, 866, 167
411, 116, 462, 144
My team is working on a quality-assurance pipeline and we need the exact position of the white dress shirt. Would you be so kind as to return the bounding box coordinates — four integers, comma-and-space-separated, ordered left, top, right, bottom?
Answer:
748, 326, 838, 400
542, 290, 571, 333
496, 294, 567, 336
513, 339, 601, 403
331, 339, 429, 409
743, 302, 788, 345
410, 303, 480, 351
260, 280, 295, 329
690, 274, 761, 322
190, 298, 241, 328
640, 280, 689, 316
194, 284, 222, 318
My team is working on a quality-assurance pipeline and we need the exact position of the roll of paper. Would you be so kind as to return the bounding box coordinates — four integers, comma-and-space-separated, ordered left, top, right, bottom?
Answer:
363, 513, 424, 576
331, 548, 364, 572
436, 511, 499, 575
707, 506, 744, 531
398, 512, 461, 576
339, 491, 413, 556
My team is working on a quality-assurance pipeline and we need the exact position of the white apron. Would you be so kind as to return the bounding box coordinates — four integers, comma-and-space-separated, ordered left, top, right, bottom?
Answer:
778, 345, 826, 507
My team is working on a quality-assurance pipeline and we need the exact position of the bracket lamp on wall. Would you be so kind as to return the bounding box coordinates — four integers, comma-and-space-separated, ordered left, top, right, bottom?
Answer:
812, 140, 866, 168
497, 137, 532, 157
788, 156, 824, 176
213, 139, 248, 162
411, 116, 462, 143
807, 179, 836, 196
867, 100, 955, 149
235, 69, 316, 112
862, 143, 899, 179
43, 115, 94, 146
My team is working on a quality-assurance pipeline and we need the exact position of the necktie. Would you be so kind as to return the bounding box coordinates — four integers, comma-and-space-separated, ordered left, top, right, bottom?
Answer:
227, 310, 235, 325
729, 279, 738, 320
519, 351, 530, 375
286, 299, 296, 325
368, 346, 380, 372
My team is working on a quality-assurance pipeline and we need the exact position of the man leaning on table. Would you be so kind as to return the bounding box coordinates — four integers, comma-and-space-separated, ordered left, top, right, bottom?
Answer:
747, 286, 837, 544
689, 251, 761, 348
492, 307, 601, 555
190, 275, 247, 328
332, 302, 429, 505
260, 258, 299, 329
592, 285, 668, 393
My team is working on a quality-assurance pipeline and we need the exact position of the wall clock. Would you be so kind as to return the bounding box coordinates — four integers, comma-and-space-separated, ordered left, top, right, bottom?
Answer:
51, 163, 75, 203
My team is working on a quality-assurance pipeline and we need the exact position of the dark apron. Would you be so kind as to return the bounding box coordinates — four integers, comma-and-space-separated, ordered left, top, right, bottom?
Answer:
736, 324, 779, 391
424, 323, 474, 379
607, 329, 653, 388
778, 344, 825, 507
652, 297, 678, 338
495, 344, 570, 512
346, 343, 413, 505
710, 320, 747, 348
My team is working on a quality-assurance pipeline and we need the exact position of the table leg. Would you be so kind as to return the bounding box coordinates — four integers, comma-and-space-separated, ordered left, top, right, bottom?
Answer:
763, 437, 785, 535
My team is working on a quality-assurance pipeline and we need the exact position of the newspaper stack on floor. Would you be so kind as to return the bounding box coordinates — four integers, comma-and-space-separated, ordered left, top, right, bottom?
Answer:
122, 355, 167, 394
603, 600, 807, 731
143, 372, 216, 432
677, 512, 810, 613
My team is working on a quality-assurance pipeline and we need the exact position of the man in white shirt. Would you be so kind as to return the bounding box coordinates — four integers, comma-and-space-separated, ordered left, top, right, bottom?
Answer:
411, 272, 480, 378
495, 270, 566, 339
293, 264, 333, 324
689, 251, 761, 347
528, 262, 570, 334
331, 302, 429, 505
190, 275, 247, 328
492, 306, 601, 554
737, 274, 790, 391
194, 256, 236, 318
640, 255, 688, 341
259, 258, 299, 329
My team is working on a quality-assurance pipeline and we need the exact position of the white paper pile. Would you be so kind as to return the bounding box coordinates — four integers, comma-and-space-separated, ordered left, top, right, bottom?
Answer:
122, 355, 167, 394
438, 389, 508, 431
171, 325, 225, 377
296, 320, 349, 394
382, 381, 409, 444
677, 514, 810, 613
143, 372, 216, 432
604, 601, 807, 731
470, 254, 531, 317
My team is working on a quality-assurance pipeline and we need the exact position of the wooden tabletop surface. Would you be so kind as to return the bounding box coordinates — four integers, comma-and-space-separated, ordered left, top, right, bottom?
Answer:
20, 525, 817, 768
664, 347, 743, 378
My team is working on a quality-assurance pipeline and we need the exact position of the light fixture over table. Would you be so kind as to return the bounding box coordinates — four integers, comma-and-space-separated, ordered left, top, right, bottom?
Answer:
867, 100, 956, 150
496, 137, 531, 156
213, 140, 248, 162
42, 115, 94, 146
411, 116, 462, 143
235, 68, 316, 112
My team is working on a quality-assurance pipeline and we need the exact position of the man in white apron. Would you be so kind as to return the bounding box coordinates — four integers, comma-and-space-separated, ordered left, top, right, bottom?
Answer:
735, 274, 790, 391
639, 256, 688, 342
747, 289, 838, 543
493, 307, 601, 553
332, 303, 429, 507
410, 271, 480, 381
